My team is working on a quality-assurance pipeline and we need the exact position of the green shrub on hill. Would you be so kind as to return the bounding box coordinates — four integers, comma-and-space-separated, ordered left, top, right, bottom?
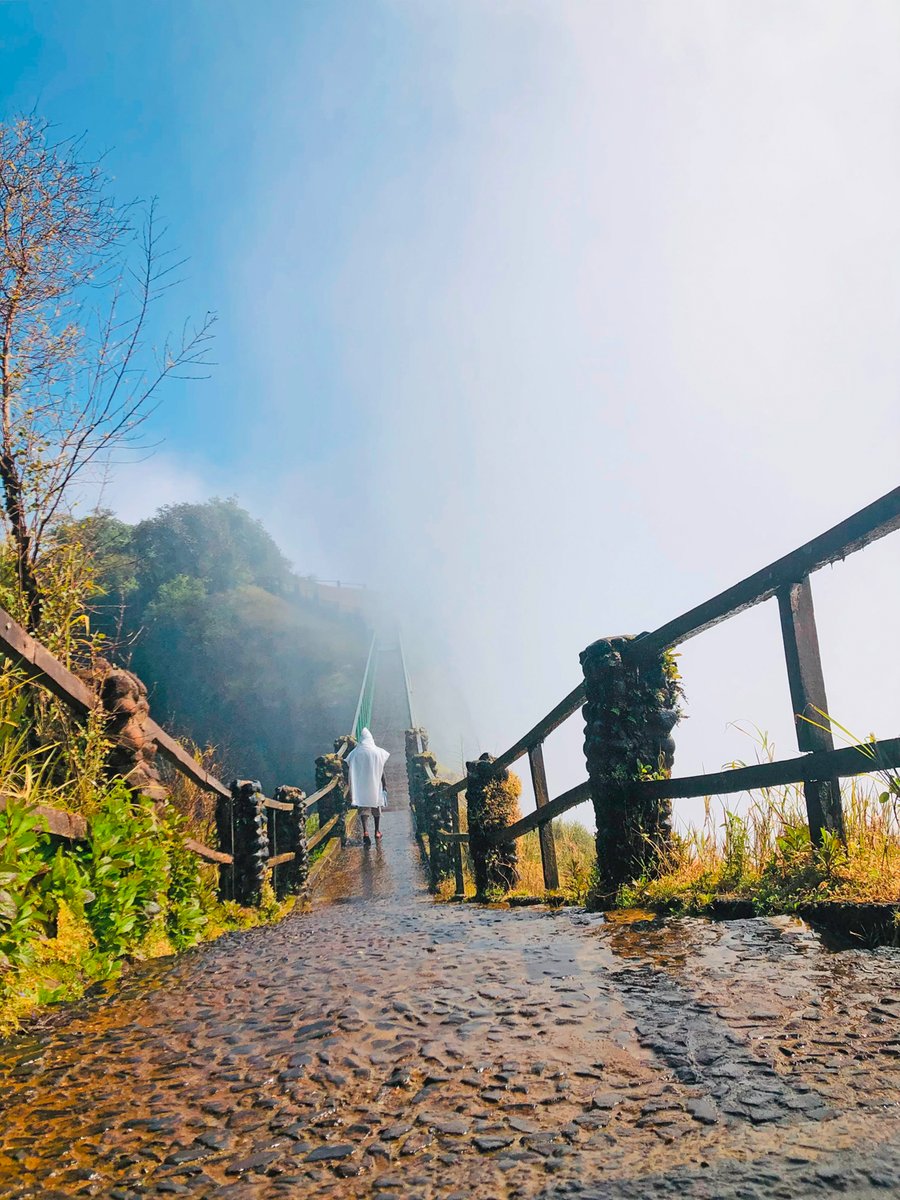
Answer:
72, 499, 371, 792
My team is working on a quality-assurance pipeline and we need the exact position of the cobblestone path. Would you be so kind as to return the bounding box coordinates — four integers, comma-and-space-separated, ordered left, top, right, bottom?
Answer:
4, 809, 900, 1199
3, 645, 900, 1198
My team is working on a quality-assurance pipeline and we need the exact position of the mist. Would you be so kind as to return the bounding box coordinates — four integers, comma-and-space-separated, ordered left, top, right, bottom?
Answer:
244, 1, 900, 828
23, 0, 898, 830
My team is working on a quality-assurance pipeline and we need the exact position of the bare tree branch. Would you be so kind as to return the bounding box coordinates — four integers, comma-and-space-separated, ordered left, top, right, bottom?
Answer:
0, 115, 216, 632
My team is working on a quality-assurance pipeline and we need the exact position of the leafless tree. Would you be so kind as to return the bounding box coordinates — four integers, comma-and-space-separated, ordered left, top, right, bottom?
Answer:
0, 115, 215, 631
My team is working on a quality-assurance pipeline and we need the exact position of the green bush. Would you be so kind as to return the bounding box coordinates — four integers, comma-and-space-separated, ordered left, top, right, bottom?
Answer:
77, 786, 168, 957
0, 797, 47, 974
0, 784, 283, 1034
162, 812, 208, 950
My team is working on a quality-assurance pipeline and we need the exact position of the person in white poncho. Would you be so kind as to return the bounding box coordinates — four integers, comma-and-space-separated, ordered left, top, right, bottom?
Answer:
346, 728, 390, 846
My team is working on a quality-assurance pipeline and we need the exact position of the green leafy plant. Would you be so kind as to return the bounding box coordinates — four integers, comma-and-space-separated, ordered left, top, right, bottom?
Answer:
0, 798, 46, 974
720, 812, 749, 889
162, 812, 208, 950
76, 786, 168, 957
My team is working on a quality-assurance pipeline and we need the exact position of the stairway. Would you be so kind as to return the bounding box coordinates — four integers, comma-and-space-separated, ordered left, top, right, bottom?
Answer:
368, 637, 412, 812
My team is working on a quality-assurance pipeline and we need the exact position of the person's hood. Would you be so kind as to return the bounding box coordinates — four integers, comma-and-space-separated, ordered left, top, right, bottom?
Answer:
360, 728, 375, 746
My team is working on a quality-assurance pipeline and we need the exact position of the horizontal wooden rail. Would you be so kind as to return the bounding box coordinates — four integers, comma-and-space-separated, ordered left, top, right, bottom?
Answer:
0, 798, 242, 870
0, 608, 96, 712
482, 486, 900, 799
267, 850, 295, 869
0, 604, 234, 801
147, 721, 231, 799
263, 795, 295, 812
637, 485, 900, 655
307, 812, 342, 852
482, 737, 900, 846
304, 776, 339, 813
485, 780, 591, 845
184, 837, 233, 865
639, 736, 900, 802
0, 794, 88, 840
493, 682, 586, 773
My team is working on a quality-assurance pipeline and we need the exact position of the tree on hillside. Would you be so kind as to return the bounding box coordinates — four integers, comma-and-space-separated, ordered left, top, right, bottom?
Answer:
131, 499, 293, 602
0, 116, 214, 631
69, 499, 371, 790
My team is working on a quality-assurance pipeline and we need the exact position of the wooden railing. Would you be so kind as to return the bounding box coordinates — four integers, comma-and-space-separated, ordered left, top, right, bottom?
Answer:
352, 633, 377, 741
411, 485, 900, 898
0, 606, 377, 906
405, 727, 466, 898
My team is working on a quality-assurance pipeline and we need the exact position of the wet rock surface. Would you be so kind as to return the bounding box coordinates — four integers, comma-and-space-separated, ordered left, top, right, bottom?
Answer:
3, 810, 900, 1199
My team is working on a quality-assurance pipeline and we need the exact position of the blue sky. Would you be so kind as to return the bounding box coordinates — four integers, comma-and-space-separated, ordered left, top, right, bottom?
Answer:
2, 0, 423, 459
2, 2, 899, 826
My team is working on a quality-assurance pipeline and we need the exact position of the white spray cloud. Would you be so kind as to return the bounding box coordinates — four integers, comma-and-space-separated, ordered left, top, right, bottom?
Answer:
219, 2, 900, 824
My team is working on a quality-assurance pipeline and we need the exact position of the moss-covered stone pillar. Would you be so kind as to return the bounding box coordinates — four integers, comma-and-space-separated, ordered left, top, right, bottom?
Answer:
423, 777, 455, 891
230, 779, 268, 907
85, 660, 167, 802
579, 636, 681, 906
273, 784, 307, 899
465, 753, 520, 899
315, 737, 352, 844
409, 746, 441, 883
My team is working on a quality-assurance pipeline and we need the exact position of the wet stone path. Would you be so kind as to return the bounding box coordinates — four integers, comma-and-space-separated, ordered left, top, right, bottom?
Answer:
4, 811, 900, 1199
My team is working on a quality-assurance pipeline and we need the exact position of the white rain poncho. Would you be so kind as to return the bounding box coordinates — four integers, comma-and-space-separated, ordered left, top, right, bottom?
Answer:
346, 728, 390, 809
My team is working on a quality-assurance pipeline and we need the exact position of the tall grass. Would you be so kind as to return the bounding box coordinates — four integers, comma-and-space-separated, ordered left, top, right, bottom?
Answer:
0, 667, 294, 1036
511, 821, 596, 903
622, 773, 900, 911
435, 722, 900, 911
539, 723, 900, 911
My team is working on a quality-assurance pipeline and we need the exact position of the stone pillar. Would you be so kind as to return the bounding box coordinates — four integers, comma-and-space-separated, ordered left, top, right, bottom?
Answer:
405, 728, 428, 838
465, 753, 520, 899
86, 661, 167, 802
315, 739, 351, 845
230, 779, 268, 907
423, 777, 454, 892
580, 636, 681, 906
273, 785, 308, 899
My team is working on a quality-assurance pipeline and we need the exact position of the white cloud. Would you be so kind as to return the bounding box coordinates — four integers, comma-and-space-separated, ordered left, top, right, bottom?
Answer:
135, 3, 900, 825
85, 454, 225, 525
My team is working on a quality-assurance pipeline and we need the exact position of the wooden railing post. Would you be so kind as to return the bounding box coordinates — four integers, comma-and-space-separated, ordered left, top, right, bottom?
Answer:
448, 784, 466, 899
777, 577, 844, 844
580, 636, 681, 906
87, 662, 168, 802
465, 753, 519, 899
230, 779, 268, 907
528, 742, 560, 892
214, 790, 235, 901
406, 727, 465, 895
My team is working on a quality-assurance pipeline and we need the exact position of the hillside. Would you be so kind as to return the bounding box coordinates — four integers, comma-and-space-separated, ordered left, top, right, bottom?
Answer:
76, 499, 371, 793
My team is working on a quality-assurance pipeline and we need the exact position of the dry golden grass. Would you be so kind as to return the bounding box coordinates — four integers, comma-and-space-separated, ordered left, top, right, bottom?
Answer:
622, 773, 900, 911
432, 817, 595, 904
508, 821, 595, 902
